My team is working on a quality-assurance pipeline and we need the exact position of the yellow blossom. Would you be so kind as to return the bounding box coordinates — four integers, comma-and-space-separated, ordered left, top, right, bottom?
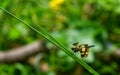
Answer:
49, 0, 65, 11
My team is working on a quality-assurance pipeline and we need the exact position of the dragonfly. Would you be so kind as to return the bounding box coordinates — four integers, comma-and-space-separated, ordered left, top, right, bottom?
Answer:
71, 42, 95, 57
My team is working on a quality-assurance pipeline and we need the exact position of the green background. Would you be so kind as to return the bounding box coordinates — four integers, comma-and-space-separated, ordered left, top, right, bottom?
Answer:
0, 0, 120, 75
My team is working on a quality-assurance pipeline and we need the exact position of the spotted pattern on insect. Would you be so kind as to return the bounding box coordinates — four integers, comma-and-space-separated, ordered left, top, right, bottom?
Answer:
71, 42, 94, 58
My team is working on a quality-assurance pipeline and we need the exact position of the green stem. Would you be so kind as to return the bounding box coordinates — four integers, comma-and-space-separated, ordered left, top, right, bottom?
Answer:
0, 7, 99, 75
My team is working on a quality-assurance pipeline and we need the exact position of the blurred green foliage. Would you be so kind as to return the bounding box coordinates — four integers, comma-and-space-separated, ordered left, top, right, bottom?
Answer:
0, 0, 120, 75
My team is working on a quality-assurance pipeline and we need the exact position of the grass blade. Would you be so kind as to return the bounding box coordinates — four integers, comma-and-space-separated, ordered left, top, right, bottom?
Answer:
0, 7, 99, 75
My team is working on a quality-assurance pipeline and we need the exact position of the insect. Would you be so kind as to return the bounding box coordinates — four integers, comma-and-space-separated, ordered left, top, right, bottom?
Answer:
71, 42, 95, 57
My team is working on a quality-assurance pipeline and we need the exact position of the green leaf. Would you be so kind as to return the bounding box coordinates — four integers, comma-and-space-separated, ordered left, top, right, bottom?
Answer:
8, 28, 20, 40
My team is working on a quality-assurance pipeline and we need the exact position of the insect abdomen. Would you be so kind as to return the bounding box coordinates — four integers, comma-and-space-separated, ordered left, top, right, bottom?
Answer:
80, 47, 88, 57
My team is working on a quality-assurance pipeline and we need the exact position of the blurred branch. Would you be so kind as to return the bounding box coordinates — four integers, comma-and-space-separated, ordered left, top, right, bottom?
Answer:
0, 40, 47, 63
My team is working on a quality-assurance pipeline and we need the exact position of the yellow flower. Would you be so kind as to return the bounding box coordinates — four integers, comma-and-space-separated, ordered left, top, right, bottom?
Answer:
49, 0, 65, 11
